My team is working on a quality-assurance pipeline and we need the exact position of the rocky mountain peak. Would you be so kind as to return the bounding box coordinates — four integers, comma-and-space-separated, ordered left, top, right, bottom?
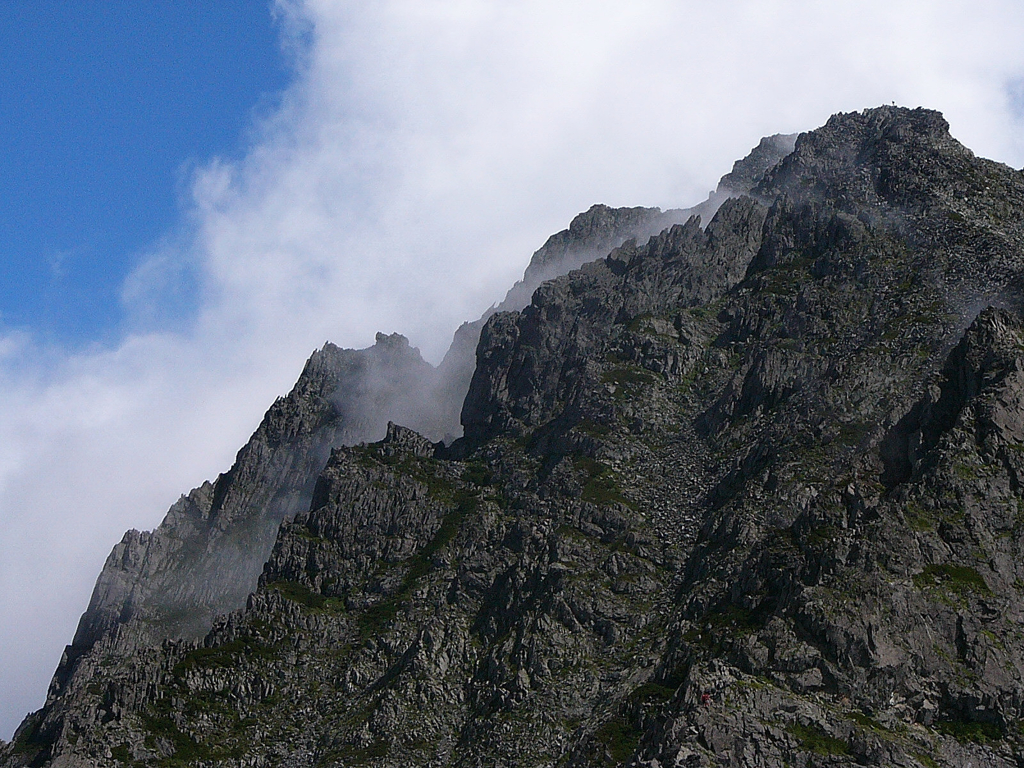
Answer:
8, 106, 1024, 767
758, 106, 977, 211
717, 132, 798, 195
372, 331, 413, 350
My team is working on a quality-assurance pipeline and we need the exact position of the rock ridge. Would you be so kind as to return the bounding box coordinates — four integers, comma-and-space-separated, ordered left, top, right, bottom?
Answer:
10, 106, 1024, 767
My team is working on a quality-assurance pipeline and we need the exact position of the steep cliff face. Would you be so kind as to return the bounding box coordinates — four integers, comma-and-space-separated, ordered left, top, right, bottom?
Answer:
57, 335, 439, 668
461, 195, 769, 445
434, 202, 702, 445
7, 106, 1024, 768
437, 134, 797, 426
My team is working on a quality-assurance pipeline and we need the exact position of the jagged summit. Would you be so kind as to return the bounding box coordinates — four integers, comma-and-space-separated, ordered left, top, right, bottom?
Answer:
61, 330, 444, 676
8, 106, 1024, 767
758, 106, 970, 206
717, 132, 798, 195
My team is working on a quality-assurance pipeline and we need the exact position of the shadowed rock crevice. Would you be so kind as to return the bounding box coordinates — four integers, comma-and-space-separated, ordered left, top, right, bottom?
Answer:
881, 307, 1024, 487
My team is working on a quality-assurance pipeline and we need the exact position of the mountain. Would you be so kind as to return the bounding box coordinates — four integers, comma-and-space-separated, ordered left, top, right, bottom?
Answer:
38, 132, 795, 686
5, 106, 1024, 767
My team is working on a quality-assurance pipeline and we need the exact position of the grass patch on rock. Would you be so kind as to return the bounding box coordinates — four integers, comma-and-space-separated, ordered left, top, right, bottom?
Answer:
935, 718, 1003, 744
594, 717, 641, 764
173, 637, 276, 677
904, 501, 933, 532
913, 564, 991, 597
627, 681, 677, 705
574, 457, 634, 509
601, 366, 657, 399
461, 461, 493, 487
268, 580, 345, 612
140, 709, 213, 766
786, 723, 849, 756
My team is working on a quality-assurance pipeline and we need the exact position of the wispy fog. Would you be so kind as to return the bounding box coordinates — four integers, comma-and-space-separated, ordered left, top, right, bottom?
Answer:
3, 0, 1024, 737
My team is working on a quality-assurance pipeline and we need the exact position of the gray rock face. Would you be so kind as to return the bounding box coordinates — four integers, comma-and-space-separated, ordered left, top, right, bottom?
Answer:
58, 334, 442, 676
438, 132, 797, 425
462, 195, 769, 445
718, 133, 798, 195
436, 206, 710, 431
12, 106, 1024, 768
433, 203, 699, 444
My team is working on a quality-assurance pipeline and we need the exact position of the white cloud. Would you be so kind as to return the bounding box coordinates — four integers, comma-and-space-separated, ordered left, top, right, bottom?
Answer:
3, 0, 1024, 738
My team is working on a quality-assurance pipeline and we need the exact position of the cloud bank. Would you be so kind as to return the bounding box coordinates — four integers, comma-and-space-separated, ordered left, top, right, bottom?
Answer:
3, 0, 1024, 738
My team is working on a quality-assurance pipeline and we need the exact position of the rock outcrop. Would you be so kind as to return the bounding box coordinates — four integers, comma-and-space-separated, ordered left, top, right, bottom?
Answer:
59, 334, 440, 666
7, 106, 1023, 768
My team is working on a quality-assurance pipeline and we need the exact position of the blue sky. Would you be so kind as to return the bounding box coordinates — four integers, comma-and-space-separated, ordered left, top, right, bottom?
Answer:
0, 3, 290, 345
2, 0, 1024, 743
